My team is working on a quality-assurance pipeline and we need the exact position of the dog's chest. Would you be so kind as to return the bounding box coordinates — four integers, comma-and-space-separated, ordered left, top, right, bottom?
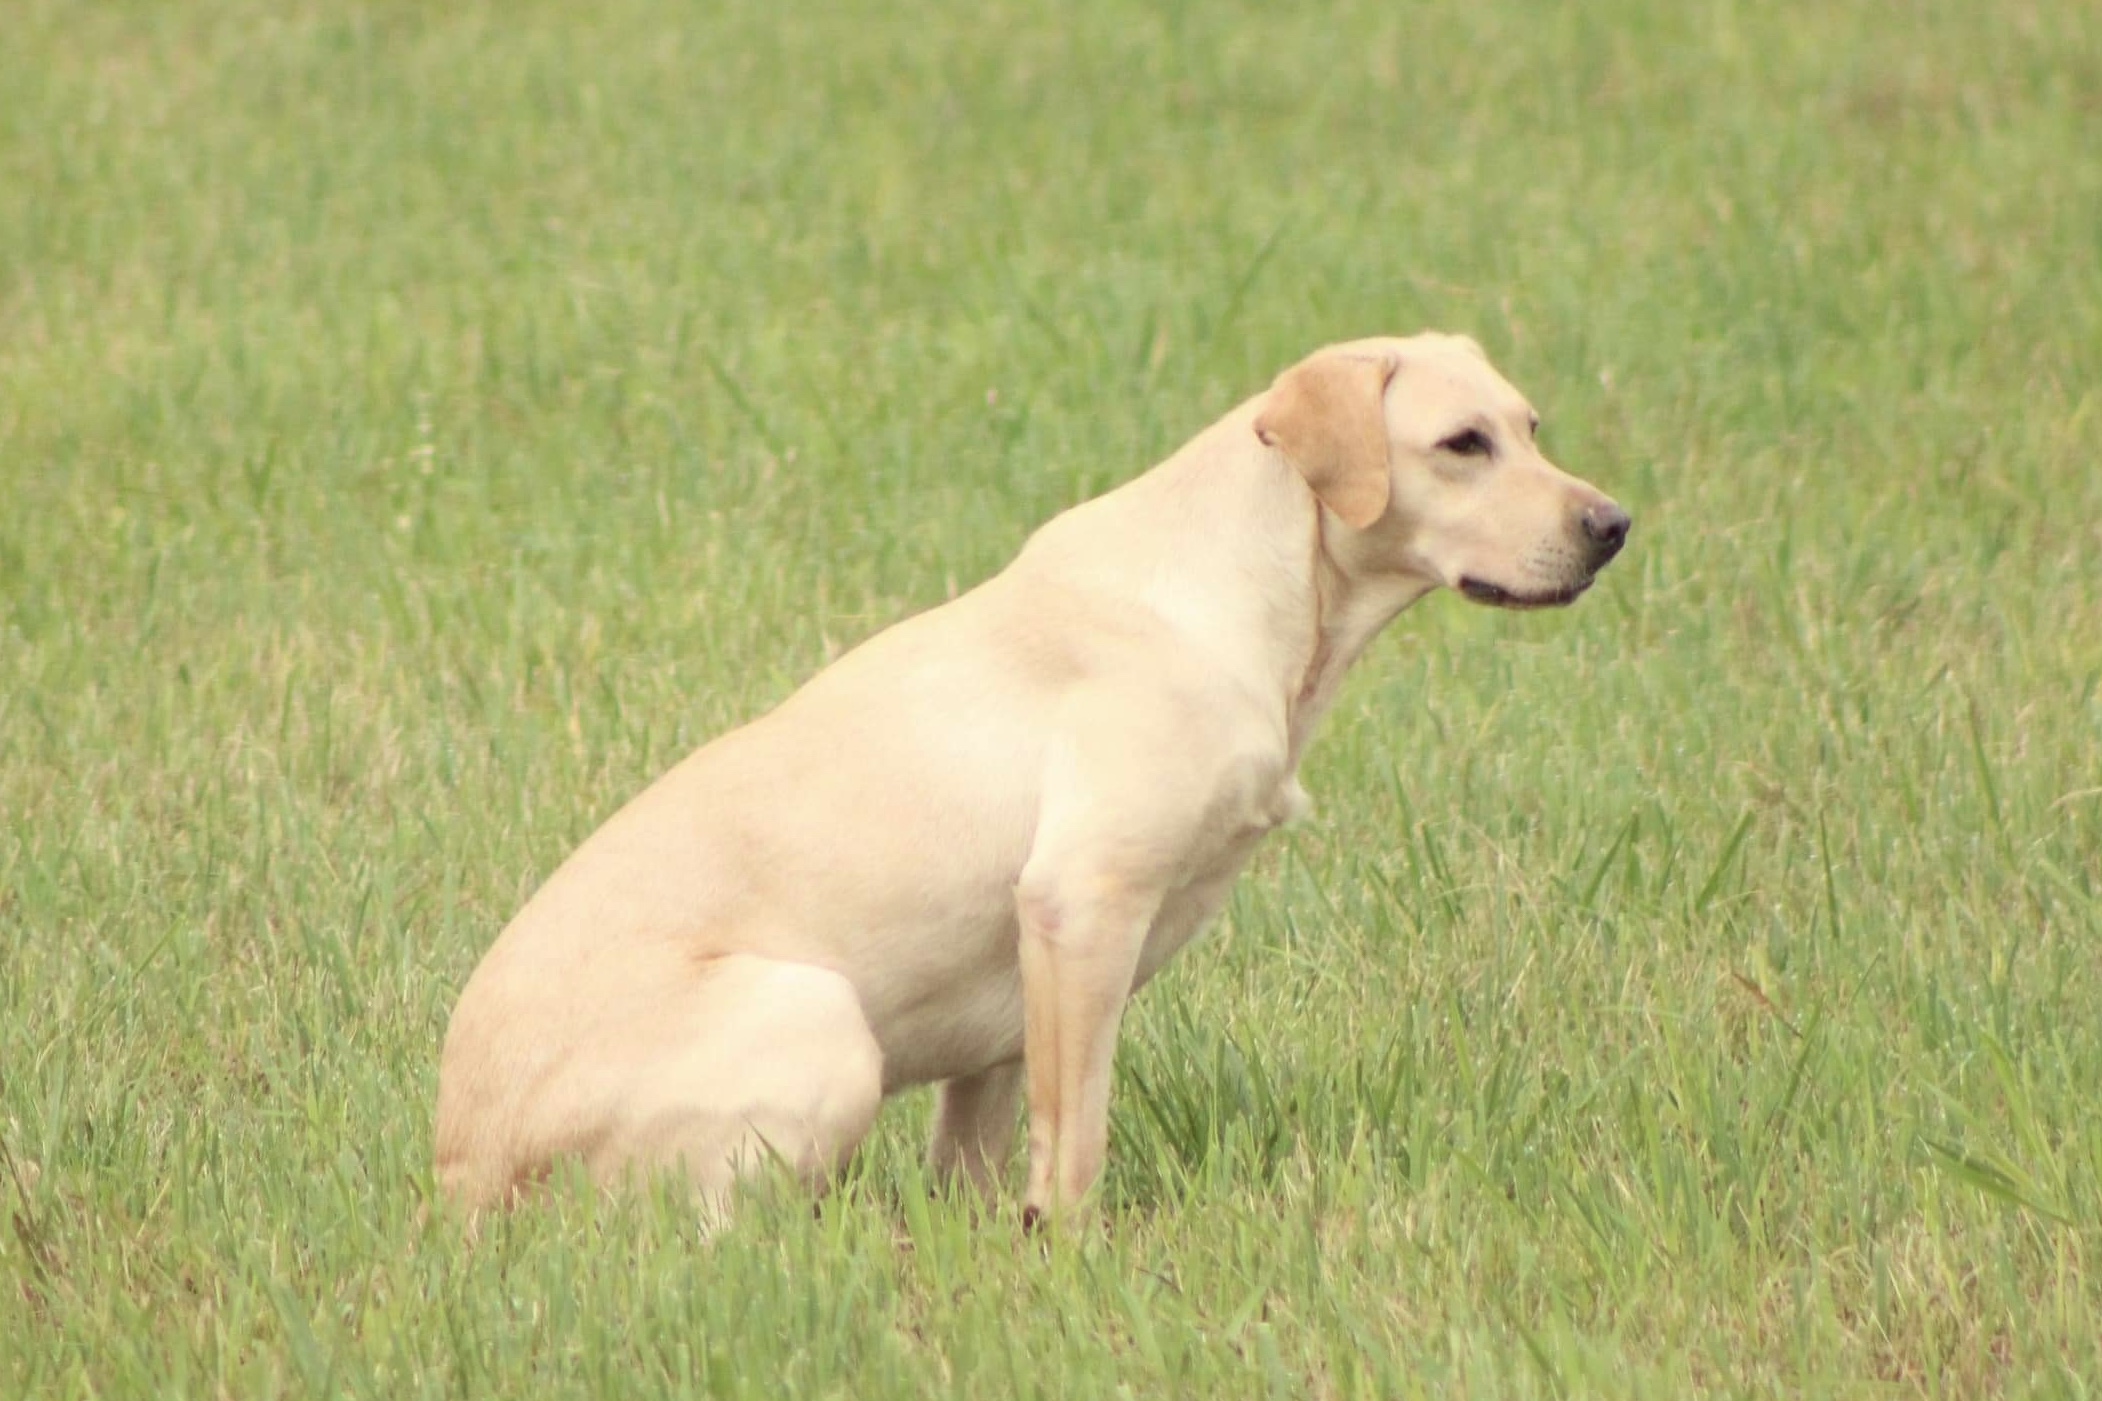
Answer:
1133, 773, 1310, 988
870, 774, 1309, 1088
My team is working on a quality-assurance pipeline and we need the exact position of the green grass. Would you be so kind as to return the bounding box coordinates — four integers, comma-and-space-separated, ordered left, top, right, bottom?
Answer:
4, 0, 2100, 1394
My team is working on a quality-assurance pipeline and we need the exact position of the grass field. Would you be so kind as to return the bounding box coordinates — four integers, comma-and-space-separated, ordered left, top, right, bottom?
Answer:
4, 0, 2101, 1394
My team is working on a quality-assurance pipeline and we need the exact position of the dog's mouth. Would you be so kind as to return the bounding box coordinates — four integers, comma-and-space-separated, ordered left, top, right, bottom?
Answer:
1457, 576, 1593, 610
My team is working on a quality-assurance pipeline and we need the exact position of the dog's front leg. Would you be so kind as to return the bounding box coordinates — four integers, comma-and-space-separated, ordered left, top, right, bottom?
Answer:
1015, 871, 1157, 1228
928, 1061, 1024, 1195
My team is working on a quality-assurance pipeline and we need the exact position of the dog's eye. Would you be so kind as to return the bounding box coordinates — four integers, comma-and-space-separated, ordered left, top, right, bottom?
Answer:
1438, 429, 1492, 458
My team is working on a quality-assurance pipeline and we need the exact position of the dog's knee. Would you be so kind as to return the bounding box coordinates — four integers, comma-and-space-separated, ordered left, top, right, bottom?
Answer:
621, 957, 885, 1202
787, 1013, 883, 1180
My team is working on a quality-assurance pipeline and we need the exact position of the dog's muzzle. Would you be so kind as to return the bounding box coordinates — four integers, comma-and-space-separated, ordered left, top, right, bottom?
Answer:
1457, 499, 1630, 610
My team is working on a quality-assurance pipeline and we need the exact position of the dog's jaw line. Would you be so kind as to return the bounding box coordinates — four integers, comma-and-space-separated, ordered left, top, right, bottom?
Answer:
1457, 575, 1593, 610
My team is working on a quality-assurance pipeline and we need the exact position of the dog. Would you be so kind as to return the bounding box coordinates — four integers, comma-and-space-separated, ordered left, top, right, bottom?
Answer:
434, 333, 1629, 1226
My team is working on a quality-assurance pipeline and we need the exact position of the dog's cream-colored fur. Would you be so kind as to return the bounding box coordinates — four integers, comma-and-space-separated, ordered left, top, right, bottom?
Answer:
434, 334, 1629, 1224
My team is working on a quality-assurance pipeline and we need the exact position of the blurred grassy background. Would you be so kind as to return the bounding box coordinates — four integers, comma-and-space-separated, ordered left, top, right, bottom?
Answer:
3, 0, 2099, 1395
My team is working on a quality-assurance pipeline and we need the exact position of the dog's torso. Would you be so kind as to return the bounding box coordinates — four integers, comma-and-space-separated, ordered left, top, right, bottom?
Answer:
438, 445, 1316, 1159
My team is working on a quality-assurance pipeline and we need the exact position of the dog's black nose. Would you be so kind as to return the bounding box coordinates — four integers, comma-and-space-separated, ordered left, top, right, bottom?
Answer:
1582, 502, 1631, 564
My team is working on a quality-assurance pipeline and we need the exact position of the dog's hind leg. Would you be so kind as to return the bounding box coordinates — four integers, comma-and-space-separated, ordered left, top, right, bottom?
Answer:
592, 954, 886, 1223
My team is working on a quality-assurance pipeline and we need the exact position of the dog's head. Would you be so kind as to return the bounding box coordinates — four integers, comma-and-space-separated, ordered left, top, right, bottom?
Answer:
1254, 334, 1629, 608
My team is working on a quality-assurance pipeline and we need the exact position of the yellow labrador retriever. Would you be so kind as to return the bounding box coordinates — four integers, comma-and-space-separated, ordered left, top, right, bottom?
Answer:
435, 333, 1629, 1225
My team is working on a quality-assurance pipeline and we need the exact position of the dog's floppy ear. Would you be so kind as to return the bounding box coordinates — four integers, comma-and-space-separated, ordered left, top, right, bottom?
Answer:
1253, 351, 1399, 530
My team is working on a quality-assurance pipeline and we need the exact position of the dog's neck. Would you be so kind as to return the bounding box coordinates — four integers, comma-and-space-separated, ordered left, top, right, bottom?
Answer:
1287, 515, 1436, 763
1031, 403, 1436, 768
